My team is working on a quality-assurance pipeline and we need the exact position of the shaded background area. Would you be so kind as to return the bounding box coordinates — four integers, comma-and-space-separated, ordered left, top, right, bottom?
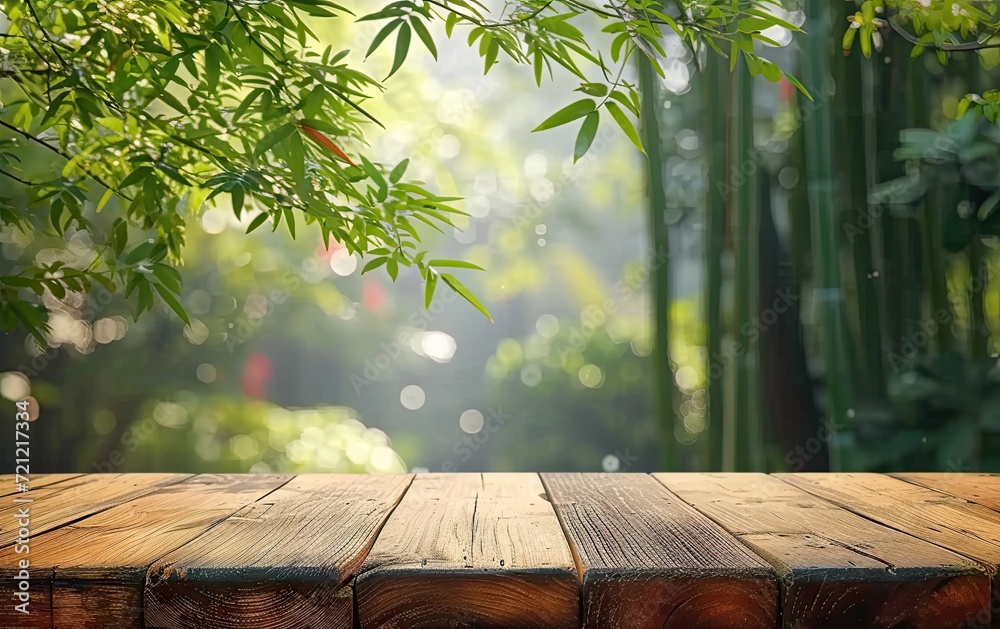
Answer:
2, 1, 1000, 474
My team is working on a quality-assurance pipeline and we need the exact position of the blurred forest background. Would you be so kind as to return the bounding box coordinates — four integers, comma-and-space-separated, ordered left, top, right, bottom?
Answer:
3, 0, 1000, 475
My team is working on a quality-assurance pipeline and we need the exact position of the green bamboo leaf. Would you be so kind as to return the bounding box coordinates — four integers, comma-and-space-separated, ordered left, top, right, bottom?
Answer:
428, 259, 484, 271
246, 211, 270, 233
389, 158, 409, 183
445, 12, 460, 37
744, 7, 802, 31
484, 37, 500, 73
255, 123, 297, 158
424, 269, 438, 308
738, 17, 772, 33
366, 18, 403, 58
605, 102, 643, 153
151, 263, 182, 294
362, 257, 388, 274
532, 98, 596, 132
387, 23, 411, 79
153, 282, 190, 324
573, 111, 599, 162
410, 17, 437, 59
441, 273, 492, 321
9, 301, 48, 346
783, 71, 812, 101
2, 276, 39, 289
124, 241, 164, 265
231, 186, 245, 217
119, 165, 153, 189
111, 218, 128, 255
97, 188, 115, 213
232, 88, 265, 124
205, 42, 222, 91
758, 58, 782, 82
283, 206, 296, 239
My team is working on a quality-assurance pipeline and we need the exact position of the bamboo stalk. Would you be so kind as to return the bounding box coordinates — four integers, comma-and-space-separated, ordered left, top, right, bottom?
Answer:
731, 56, 763, 471
840, 43, 885, 398
802, 0, 852, 471
703, 51, 727, 471
965, 54, 988, 362
637, 53, 678, 471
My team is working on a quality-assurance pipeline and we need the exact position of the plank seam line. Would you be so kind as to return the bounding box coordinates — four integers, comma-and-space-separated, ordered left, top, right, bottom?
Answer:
649, 475, 799, 584
774, 474, 999, 578
889, 474, 1000, 516
352, 473, 417, 628
537, 474, 586, 624
0, 474, 194, 552
137, 473, 297, 623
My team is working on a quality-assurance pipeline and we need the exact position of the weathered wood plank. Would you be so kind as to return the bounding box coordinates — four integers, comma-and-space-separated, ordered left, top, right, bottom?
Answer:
0, 473, 83, 497
779, 472, 1000, 628
355, 473, 579, 629
893, 473, 1000, 513
543, 473, 778, 629
0, 474, 290, 629
0, 473, 190, 548
144, 474, 412, 629
655, 473, 990, 629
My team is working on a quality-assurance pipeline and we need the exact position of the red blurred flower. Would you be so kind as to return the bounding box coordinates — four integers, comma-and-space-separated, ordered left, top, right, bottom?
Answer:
779, 77, 794, 103
241, 352, 273, 400
362, 279, 386, 315
316, 235, 343, 262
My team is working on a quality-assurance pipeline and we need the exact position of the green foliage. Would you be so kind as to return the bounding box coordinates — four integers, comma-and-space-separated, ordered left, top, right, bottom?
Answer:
7, 0, 971, 346
0, 0, 481, 342
362, 0, 811, 155
842, 0, 999, 61
124, 395, 408, 473
874, 114, 1000, 247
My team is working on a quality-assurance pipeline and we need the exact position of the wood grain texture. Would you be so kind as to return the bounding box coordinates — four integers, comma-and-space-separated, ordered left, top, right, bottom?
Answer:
0, 473, 82, 497
355, 473, 579, 629
0, 473, 189, 548
543, 473, 779, 629
655, 473, 990, 629
893, 473, 1000, 513
0, 474, 290, 629
779, 472, 1000, 628
144, 474, 412, 629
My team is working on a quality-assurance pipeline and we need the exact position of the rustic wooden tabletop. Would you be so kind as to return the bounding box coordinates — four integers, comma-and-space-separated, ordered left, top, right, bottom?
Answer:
0, 472, 997, 628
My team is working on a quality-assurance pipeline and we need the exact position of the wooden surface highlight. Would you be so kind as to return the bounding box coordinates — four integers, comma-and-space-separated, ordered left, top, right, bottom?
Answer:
2, 472, 998, 629
779, 472, 1000, 628
355, 473, 580, 629
543, 473, 779, 629
0, 474, 290, 629
655, 473, 990, 629
893, 473, 1000, 513
144, 474, 412, 629
0, 473, 83, 497
0, 473, 189, 548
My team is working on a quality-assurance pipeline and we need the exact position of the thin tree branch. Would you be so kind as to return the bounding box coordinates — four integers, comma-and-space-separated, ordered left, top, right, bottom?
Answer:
425, 0, 554, 27
24, 0, 70, 66
227, 1, 285, 65
0, 167, 34, 186
887, 16, 1000, 51
0, 119, 132, 200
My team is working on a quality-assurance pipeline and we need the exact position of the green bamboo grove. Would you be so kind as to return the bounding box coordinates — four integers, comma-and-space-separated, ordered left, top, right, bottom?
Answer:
642, 0, 1000, 472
